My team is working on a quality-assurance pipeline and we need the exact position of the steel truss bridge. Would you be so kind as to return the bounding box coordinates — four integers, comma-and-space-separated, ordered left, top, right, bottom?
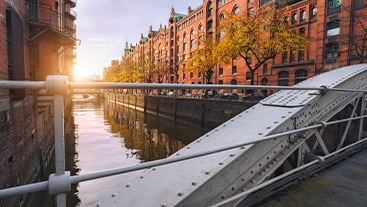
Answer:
1, 64, 367, 206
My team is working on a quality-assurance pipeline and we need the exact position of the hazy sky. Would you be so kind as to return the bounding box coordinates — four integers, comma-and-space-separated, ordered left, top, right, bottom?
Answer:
74, 0, 202, 78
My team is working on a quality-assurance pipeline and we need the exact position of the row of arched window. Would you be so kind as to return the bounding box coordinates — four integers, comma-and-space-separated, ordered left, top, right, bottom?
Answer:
181, 68, 308, 87
278, 69, 308, 86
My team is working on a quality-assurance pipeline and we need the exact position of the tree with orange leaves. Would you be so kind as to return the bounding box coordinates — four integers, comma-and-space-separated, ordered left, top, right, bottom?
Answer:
216, 2, 309, 85
185, 36, 220, 84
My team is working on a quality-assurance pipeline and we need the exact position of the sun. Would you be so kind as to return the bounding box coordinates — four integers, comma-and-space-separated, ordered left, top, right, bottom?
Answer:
73, 64, 90, 81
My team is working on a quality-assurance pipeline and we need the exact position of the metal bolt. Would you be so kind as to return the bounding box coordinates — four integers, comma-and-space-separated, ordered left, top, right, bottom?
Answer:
192, 182, 197, 186
178, 192, 183, 196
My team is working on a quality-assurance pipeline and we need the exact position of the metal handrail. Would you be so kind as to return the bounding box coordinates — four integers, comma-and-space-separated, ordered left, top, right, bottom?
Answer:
1, 113, 366, 198
0, 77, 367, 207
211, 135, 367, 207
1, 79, 366, 93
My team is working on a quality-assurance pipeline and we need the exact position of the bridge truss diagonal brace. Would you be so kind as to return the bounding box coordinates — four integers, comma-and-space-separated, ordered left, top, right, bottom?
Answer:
336, 98, 360, 149
314, 129, 330, 155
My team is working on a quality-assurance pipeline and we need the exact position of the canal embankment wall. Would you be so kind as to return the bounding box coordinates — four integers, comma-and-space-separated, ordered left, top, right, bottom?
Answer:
105, 93, 255, 128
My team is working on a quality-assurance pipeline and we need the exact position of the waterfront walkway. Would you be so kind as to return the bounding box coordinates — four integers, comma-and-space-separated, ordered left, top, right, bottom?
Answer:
261, 148, 367, 207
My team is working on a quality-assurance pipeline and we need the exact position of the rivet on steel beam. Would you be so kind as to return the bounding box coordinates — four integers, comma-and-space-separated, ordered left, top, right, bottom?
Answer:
192, 182, 197, 186
219, 162, 223, 165
221, 194, 226, 199
176, 153, 180, 156
205, 171, 210, 175
161, 204, 167, 207
97, 202, 102, 207
178, 192, 183, 196
111, 193, 116, 197
229, 154, 235, 157
140, 176, 144, 179
126, 184, 131, 188
240, 146, 246, 149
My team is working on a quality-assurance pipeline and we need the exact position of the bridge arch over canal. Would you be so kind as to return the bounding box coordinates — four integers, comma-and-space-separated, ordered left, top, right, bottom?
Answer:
101, 64, 367, 206
1, 64, 367, 207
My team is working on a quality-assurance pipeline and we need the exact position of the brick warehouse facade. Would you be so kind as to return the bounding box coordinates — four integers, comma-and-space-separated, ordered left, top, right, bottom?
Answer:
0, 0, 76, 206
111, 0, 367, 96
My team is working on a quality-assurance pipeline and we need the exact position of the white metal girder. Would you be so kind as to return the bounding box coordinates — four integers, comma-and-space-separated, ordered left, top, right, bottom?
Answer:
99, 64, 367, 207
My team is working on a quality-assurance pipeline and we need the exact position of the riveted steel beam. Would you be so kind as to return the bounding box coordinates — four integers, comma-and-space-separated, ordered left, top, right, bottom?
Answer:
99, 64, 367, 207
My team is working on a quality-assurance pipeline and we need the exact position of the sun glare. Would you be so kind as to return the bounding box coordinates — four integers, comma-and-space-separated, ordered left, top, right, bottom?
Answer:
73, 64, 89, 81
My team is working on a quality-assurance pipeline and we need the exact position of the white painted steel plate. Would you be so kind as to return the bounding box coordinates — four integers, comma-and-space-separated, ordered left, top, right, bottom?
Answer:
261, 64, 367, 107
99, 64, 367, 207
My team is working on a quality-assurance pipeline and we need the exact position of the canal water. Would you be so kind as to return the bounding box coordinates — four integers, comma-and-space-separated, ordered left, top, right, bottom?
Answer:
31, 96, 210, 206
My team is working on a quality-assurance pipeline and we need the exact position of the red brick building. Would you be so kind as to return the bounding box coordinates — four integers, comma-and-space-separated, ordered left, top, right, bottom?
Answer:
121, 0, 367, 96
0, 0, 76, 206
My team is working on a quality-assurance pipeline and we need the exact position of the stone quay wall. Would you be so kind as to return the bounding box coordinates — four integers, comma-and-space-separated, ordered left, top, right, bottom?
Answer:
105, 93, 255, 128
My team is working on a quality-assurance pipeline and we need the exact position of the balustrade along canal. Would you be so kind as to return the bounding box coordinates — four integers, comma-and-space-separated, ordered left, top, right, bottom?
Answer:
1, 64, 367, 206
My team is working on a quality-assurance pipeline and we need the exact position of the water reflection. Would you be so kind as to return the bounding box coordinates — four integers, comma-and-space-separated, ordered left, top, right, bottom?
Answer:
71, 98, 209, 206
104, 99, 209, 162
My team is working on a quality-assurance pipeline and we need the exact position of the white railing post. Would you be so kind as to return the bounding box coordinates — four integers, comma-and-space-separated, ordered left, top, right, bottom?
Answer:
45, 76, 71, 207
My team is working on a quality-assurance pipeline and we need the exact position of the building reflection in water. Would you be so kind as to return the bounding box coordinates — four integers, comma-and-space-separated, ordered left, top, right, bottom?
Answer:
30, 96, 210, 206
104, 98, 211, 162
